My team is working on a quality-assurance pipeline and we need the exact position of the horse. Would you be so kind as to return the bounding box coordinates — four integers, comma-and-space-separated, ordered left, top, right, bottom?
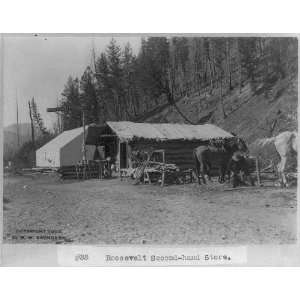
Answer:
257, 131, 298, 187
193, 137, 248, 185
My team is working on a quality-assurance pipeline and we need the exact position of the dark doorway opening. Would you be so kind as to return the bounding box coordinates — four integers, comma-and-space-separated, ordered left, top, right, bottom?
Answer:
120, 142, 128, 169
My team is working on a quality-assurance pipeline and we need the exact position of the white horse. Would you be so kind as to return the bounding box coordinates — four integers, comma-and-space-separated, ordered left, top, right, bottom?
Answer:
257, 131, 298, 187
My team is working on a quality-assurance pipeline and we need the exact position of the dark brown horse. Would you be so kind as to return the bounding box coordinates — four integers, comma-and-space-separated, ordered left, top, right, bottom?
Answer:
193, 137, 248, 184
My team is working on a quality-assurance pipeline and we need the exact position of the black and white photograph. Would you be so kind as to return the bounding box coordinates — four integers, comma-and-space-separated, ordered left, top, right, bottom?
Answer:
1, 34, 298, 265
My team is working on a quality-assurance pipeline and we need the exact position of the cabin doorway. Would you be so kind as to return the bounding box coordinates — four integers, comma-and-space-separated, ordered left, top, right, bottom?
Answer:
120, 142, 128, 169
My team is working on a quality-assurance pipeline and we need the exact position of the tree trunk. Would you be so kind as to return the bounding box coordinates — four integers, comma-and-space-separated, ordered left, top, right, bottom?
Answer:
226, 40, 233, 90
219, 77, 227, 119
28, 101, 35, 150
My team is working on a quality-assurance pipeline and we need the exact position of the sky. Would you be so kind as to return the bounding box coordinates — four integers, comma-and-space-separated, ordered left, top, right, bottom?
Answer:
3, 34, 141, 128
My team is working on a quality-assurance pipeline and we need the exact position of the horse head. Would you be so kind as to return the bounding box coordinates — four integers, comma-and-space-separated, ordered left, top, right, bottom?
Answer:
226, 137, 249, 154
237, 137, 248, 152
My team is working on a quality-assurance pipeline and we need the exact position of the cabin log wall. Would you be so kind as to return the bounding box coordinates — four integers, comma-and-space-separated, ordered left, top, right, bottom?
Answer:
129, 140, 222, 173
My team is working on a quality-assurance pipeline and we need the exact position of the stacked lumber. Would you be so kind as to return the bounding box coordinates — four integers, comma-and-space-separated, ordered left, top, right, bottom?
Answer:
58, 164, 100, 180
146, 161, 179, 173
144, 162, 190, 185
21, 167, 59, 174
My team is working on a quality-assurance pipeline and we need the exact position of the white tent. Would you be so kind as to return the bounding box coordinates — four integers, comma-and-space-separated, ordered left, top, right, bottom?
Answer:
36, 126, 95, 167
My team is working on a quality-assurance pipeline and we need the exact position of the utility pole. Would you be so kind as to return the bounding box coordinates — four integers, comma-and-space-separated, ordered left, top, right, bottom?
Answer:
91, 37, 97, 73
82, 111, 86, 162
47, 105, 65, 135
28, 99, 35, 150
16, 91, 20, 147
82, 111, 87, 179
55, 97, 61, 133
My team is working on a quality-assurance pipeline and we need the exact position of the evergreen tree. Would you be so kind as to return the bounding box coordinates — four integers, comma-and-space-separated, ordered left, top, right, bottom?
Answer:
60, 37, 297, 125
95, 52, 111, 120
80, 66, 99, 124
122, 43, 139, 118
61, 76, 81, 130
106, 39, 124, 120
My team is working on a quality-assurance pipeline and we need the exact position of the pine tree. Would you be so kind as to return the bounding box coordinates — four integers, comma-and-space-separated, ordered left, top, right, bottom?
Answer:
60, 37, 298, 125
80, 66, 99, 124
95, 52, 111, 120
122, 43, 138, 118
61, 76, 81, 130
106, 39, 123, 120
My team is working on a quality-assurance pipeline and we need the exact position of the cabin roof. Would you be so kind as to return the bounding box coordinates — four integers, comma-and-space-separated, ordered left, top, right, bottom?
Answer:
105, 121, 233, 142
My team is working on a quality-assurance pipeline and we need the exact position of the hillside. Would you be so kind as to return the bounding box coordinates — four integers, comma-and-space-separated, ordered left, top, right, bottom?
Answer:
143, 75, 297, 144
142, 73, 297, 170
4, 123, 33, 161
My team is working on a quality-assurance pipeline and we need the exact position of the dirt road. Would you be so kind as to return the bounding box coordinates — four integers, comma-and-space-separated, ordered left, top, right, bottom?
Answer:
3, 174, 297, 245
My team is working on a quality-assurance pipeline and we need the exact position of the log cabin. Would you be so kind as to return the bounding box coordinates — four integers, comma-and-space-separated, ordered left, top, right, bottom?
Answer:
85, 121, 234, 175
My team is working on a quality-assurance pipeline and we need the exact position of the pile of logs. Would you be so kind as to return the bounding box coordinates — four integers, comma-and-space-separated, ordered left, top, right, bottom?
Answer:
21, 167, 59, 174
143, 162, 193, 186
145, 161, 179, 173
131, 149, 194, 186
58, 164, 100, 180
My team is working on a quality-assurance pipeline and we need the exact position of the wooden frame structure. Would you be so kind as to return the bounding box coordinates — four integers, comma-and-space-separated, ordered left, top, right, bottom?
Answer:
85, 122, 235, 179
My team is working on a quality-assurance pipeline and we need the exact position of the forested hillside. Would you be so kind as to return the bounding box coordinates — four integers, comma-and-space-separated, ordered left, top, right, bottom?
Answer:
60, 36, 298, 142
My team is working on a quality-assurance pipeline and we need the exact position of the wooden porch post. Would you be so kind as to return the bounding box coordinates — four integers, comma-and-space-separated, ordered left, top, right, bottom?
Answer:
116, 139, 121, 177
255, 157, 261, 186
127, 143, 132, 168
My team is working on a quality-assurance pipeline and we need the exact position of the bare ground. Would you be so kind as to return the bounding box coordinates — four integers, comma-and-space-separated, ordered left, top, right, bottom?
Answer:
3, 174, 297, 245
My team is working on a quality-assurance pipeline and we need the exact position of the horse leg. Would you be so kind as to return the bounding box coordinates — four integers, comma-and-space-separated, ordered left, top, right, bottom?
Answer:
206, 162, 212, 182
193, 152, 201, 185
244, 163, 255, 186
232, 172, 239, 188
277, 158, 287, 187
224, 159, 232, 183
220, 164, 227, 183
200, 164, 206, 184
244, 167, 254, 186
244, 173, 254, 186
198, 168, 202, 185
218, 166, 223, 183
281, 156, 288, 187
195, 164, 201, 185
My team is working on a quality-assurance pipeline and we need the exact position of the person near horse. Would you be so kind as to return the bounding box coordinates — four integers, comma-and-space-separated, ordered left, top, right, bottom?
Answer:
193, 136, 248, 185
226, 151, 254, 188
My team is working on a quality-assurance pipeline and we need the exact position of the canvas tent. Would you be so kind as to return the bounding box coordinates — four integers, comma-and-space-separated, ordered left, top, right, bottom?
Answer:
36, 126, 95, 167
85, 121, 234, 172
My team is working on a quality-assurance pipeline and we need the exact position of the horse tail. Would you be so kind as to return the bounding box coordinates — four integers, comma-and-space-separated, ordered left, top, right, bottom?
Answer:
292, 131, 298, 139
256, 136, 276, 147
